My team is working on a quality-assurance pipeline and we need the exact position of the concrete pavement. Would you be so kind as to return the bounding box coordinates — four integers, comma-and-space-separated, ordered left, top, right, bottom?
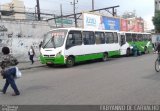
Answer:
17, 61, 45, 70
1, 54, 160, 104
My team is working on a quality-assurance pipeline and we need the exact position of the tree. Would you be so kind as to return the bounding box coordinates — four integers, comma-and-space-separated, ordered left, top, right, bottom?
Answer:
152, 11, 160, 33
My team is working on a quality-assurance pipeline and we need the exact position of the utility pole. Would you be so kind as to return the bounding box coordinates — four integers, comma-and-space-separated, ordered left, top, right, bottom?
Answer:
0, 3, 1, 19
60, 4, 63, 27
92, 0, 94, 10
71, 0, 78, 27
112, 8, 115, 16
35, 5, 37, 20
36, 0, 41, 21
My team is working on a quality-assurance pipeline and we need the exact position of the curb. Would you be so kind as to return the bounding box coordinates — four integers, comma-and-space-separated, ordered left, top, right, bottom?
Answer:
19, 65, 45, 70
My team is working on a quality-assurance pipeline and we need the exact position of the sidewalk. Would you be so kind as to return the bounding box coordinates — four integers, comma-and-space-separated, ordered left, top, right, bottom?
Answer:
17, 61, 45, 70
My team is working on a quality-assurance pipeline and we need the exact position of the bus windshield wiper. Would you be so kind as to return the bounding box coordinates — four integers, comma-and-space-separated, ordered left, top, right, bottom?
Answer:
43, 36, 56, 48
51, 36, 56, 48
43, 37, 52, 48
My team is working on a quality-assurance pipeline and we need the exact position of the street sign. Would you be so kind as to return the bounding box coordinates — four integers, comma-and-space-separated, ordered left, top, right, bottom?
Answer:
55, 19, 73, 25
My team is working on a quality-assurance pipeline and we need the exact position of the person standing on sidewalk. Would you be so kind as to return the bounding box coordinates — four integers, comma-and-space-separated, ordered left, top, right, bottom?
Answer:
0, 47, 20, 96
39, 41, 43, 49
28, 46, 35, 64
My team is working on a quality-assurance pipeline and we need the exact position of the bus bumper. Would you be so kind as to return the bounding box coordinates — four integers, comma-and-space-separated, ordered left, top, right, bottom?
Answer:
39, 55, 65, 65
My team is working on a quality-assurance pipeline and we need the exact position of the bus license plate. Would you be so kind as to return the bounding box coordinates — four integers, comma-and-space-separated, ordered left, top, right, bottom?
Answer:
47, 62, 52, 64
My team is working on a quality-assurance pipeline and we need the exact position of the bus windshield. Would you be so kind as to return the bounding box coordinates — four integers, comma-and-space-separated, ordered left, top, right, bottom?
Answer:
42, 29, 67, 48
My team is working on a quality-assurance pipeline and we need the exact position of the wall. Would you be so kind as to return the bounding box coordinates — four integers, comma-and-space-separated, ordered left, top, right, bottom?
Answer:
0, 20, 51, 62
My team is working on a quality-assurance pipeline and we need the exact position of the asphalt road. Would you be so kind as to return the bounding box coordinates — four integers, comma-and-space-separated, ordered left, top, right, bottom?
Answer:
0, 53, 160, 105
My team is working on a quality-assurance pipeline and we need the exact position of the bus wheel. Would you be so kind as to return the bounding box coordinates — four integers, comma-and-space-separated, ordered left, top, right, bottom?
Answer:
102, 53, 108, 61
66, 56, 74, 67
126, 49, 130, 57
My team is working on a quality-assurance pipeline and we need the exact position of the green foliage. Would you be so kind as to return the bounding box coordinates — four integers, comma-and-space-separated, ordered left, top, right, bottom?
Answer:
153, 11, 160, 33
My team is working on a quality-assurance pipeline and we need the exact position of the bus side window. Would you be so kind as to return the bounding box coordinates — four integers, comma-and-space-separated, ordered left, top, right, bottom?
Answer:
95, 32, 105, 44
126, 33, 132, 42
121, 35, 125, 46
66, 34, 73, 49
105, 32, 114, 43
82, 31, 95, 45
105, 33, 109, 43
66, 31, 82, 49
132, 34, 137, 42
113, 32, 118, 43
140, 34, 143, 41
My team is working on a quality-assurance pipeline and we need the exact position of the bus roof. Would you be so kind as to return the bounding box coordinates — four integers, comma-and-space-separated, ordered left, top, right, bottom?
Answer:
49, 28, 151, 34
122, 31, 151, 34
49, 27, 119, 33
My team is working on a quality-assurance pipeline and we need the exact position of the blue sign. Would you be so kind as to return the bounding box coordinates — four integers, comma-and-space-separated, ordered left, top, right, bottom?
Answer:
102, 16, 120, 31
86, 17, 97, 27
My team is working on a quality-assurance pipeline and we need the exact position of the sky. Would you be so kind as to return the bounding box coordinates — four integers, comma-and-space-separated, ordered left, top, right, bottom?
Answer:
0, 0, 154, 29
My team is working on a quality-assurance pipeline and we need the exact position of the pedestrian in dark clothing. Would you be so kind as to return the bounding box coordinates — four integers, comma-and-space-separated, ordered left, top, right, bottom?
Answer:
39, 41, 43, 49
155, 42, 160, 60
152, 43, 155, 51
0, 47, 20, 96
156, 42, 160, 53
28, 46, 35, 64
132, 43, 138, 56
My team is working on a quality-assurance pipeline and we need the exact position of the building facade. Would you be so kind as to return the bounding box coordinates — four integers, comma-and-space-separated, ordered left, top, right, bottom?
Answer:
1, 0, 26, 19
155, 0, 160, 12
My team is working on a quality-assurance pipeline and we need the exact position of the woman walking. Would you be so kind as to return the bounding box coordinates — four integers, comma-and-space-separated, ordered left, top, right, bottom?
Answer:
28, 46, 35, 64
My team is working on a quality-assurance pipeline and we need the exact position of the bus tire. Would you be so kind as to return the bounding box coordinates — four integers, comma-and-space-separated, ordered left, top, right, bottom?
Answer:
66, 56, 74, 67
126, 48, 130, 57
102, 53, 108, 61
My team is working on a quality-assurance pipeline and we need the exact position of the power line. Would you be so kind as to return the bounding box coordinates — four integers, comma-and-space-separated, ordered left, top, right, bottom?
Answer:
47, 5, 120, 21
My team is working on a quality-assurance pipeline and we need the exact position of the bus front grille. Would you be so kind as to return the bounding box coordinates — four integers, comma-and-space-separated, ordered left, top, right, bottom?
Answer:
43, 55, 55, 57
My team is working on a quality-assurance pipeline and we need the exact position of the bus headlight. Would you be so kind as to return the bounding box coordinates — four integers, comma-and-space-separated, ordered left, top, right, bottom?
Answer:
56, 51, 62, 57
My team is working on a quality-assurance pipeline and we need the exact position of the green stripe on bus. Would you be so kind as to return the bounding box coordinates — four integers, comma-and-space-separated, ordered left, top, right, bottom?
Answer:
75, 50, 120, 62
75, 53, 103, 62
108, 50, 120, 57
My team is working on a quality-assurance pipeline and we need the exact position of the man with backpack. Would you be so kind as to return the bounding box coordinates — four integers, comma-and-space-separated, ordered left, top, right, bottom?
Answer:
0, 47, 20, 96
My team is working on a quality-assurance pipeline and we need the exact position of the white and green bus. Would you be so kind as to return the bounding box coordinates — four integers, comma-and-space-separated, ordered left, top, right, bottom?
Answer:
125, 32, 152, 54
39, 28, 121, 67
118, 32, 152, 56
